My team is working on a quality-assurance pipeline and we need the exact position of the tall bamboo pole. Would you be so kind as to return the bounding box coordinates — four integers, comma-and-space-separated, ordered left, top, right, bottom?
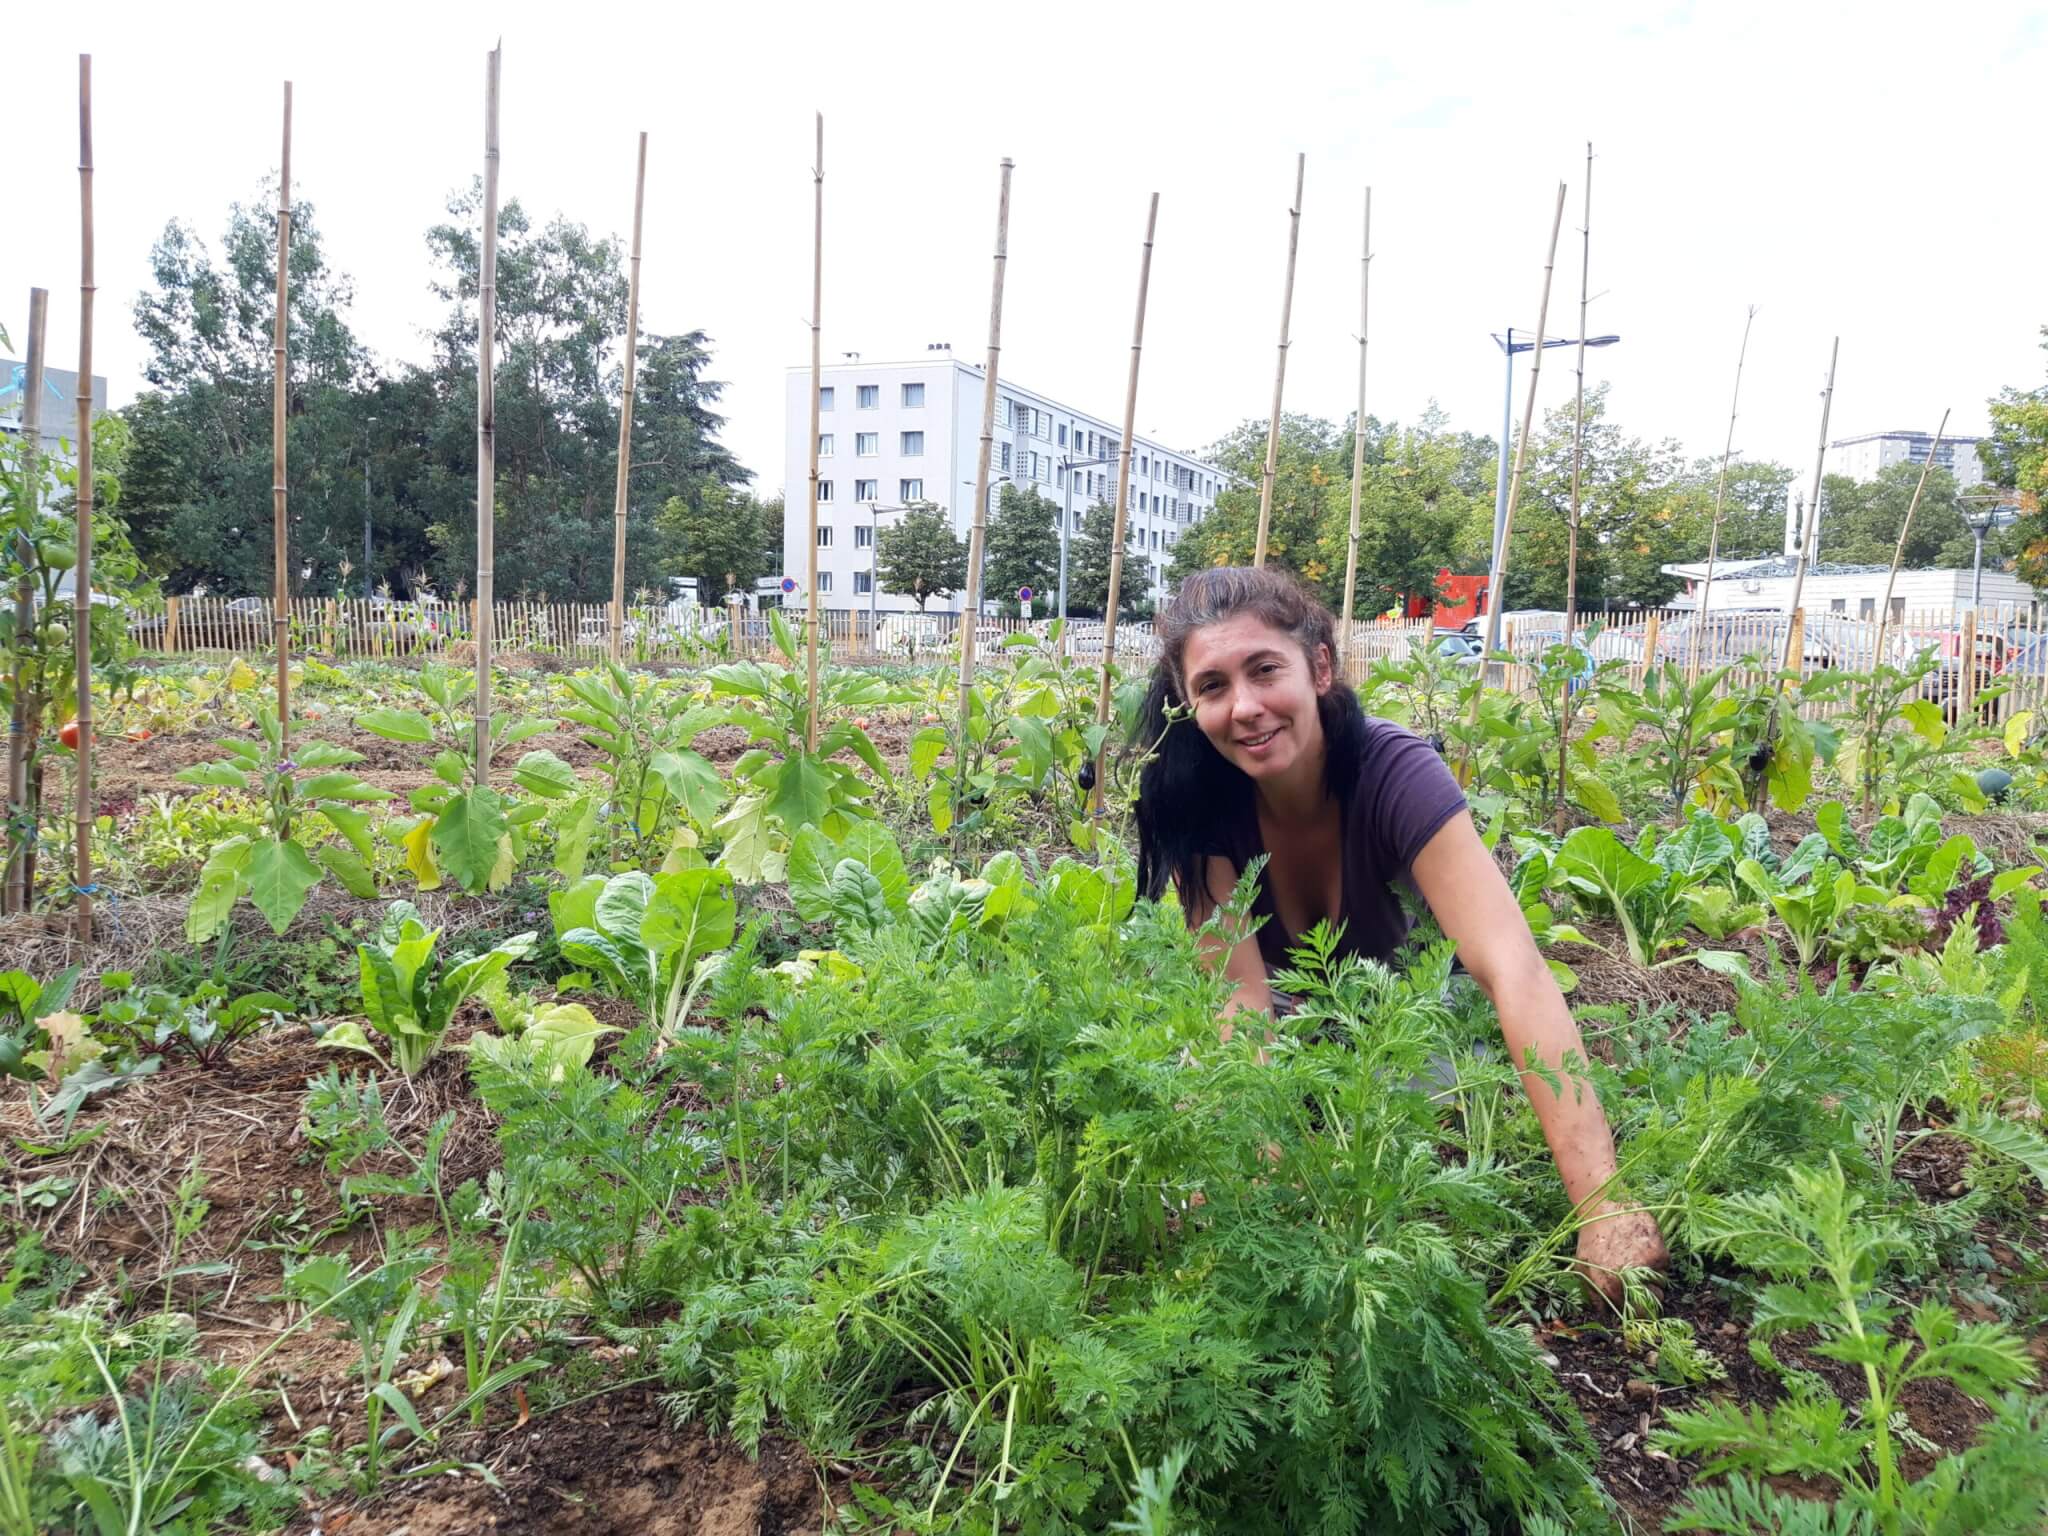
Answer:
1339, 188, 1372, 637
272, 83, 293, 750
803, 114, 824, 748
1870, 410, 1950, 680
1092, 193, 1161, 813
1780, 337, 1840, 671
4, 289, 48, 915
1556, 147, 1592, 830
1252, 153, 1304, 568
953, 158, 1014, 833
73, 55, 96, 942
1690, 305, 1758, 674
1460, 183, 1566, 783
475, 46, 501, 787
609, 131, 648, 665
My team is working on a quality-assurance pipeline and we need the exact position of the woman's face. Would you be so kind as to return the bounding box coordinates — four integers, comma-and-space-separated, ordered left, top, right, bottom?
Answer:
1179, 613, 1332, 784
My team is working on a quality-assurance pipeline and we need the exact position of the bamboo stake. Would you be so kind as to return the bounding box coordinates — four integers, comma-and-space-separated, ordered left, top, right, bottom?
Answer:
272, 83, 293, 752
803, 114, 824, 749
475, 45, 501, 788
1557, 146, 1592, 830
1461, 183, 1566, 783
1092, 193, 1161, 813
4, 288, 47, 915
1339, 188, 1371, 638
1252, 153, 1304, 568
609, 131, 648, 665
953, 157, 1014, 834
1690, 306, 1757, 675
1870, 410, 1949, 678
1780, 337, 1839, 673
73, 54, 96, 942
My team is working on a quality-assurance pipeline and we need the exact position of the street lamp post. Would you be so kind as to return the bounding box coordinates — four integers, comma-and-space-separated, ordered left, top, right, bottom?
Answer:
1488, 331, 1620, 577
362, 416, 377, 601
866, 500, 908, 641
1966, 503, 1997, 608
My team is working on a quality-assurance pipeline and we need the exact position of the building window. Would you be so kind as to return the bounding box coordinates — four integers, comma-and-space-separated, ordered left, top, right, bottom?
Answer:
1830, 598, 1847, 614
900, 478, 923, 501
901, 431, 924, 456
857, 384, 879, 409
901, 382, 924, 408
817, 525, 834, 547
1137, 492, 1148, 512
819, 386, 834, 411
855, 570, 873, 594
1056, 464, 1067, 489
1139, 454, 1148, 475
1000, 442, 1012, 472
1859, 597, 1876, 619
855, 478, 878, 502
818, 433, 833, 456
854, 524, 873, 548
855, 432, 878, 456
1036, 454, 1050, 483
818, 479, 833, 502
818, 571, 833, 592
1035, 409, 1049, 441
1057, 424, 1068, 447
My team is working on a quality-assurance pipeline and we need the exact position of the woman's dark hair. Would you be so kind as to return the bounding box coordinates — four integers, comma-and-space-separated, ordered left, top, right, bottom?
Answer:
1133, 565, 1366, 903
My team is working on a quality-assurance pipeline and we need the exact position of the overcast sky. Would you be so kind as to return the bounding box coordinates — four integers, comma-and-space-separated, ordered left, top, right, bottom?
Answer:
7, 0, 2044, 502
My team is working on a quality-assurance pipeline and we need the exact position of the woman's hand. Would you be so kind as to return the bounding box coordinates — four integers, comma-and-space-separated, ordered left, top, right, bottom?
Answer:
1574, 1199, 1669, 1310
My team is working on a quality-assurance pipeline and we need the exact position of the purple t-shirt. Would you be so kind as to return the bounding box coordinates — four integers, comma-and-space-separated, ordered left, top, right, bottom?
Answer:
1217, 717, 1471, 969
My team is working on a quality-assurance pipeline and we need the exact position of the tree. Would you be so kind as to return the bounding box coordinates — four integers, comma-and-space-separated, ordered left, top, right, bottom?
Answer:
1984, 326, 2048, 583
1168, 413, 1346, 585
876, 504, 966, 611
655, 486, 782, 602
1066, 500, 1148, 617
1807, 464, 1983, 570
982, 484, 1061, 616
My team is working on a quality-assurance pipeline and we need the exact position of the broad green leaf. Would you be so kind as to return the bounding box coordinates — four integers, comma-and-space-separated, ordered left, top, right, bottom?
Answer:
978, 849, 1037, 923
553, 794, 599, 880
558, 932, 644, 1000
1815, 800, 1856, 859
1568, 770, 1623, 825
1990, 865, 2042, 901
648, 748, 725, 827
548, 874, 607, 941
174, 761, 249, 790
594, 871, 656, 946
431, 750, 468, 787
768, 752, 833, 834
910, 726, 948, 782
245, 836, 323, 935
927, 777, 954, 835
1653, 814, 1733, 884
826, 860, 891, 939
787, 825, 838, 924
839, 820, 910, 914
186, 838, 253, 943
1899, 698, 1947, 747
513, 749, 580, 800
291, 741, 361, 770
315, 844, 379, 899
643, 868, 738, 972
2004, 710, 2034, 758
318, 803, 376, 861
432, 787, 513, 894
299, 772, 394, 803
355, 707, 435, 744
470, 1002, 617, 1081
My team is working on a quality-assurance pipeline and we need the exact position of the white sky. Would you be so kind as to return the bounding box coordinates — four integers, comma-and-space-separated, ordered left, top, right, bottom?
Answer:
7, 0, 2044, 501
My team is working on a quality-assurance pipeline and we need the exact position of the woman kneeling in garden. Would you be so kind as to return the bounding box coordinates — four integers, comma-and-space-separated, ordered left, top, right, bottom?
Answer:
1134, 565, 1666, 1302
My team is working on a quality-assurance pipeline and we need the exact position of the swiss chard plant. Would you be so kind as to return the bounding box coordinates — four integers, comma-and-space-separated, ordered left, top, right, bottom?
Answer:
319, 901, 535, 1077
554, 868, 738, 1038
353, 664, 552, 894
1548, 816, 1750, 967
180, 704, 394, 941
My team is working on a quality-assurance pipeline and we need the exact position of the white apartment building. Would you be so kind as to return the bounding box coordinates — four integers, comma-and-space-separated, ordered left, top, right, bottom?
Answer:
1829, 429, 1987, 492
781, 352, 1226, 615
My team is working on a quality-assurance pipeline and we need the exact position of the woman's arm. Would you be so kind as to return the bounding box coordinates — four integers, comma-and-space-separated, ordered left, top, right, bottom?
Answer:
1185, 855, 1274, 1030
1408, 815, 1668, 1304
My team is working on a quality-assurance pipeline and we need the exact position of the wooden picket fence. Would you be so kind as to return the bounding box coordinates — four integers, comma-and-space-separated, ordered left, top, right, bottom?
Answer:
122, 596, 2048, 725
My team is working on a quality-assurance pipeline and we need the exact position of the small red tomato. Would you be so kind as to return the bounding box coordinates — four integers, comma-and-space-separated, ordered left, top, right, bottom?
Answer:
922, 712, 941, 724
59, 719, 81, 750
852, 716, 871, 730
128, 727, 152, 742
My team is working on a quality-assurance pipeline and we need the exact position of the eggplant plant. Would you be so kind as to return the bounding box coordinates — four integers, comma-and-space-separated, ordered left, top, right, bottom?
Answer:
354, 664, 553, 894
181, 704, 394, 940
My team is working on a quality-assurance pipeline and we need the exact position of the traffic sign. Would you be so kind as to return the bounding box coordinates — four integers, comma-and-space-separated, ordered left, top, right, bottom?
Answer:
1017, 586, 1033, 602
781, 577, 797, 594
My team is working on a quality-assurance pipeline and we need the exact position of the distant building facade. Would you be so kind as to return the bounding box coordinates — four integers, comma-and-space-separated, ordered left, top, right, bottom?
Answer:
780, 352, 1225, 614
1829, 429, 1987, 492
0, 360, 109, 460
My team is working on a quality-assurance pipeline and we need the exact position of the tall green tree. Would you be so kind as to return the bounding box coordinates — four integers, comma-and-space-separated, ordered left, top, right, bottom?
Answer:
1807, 463, 1985, 569
983, 483, 1061, 617
654, 486, 782, 601
876, 504, 966, 611
1984, 326, 2048, 583
1066, 500, 1150, 617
